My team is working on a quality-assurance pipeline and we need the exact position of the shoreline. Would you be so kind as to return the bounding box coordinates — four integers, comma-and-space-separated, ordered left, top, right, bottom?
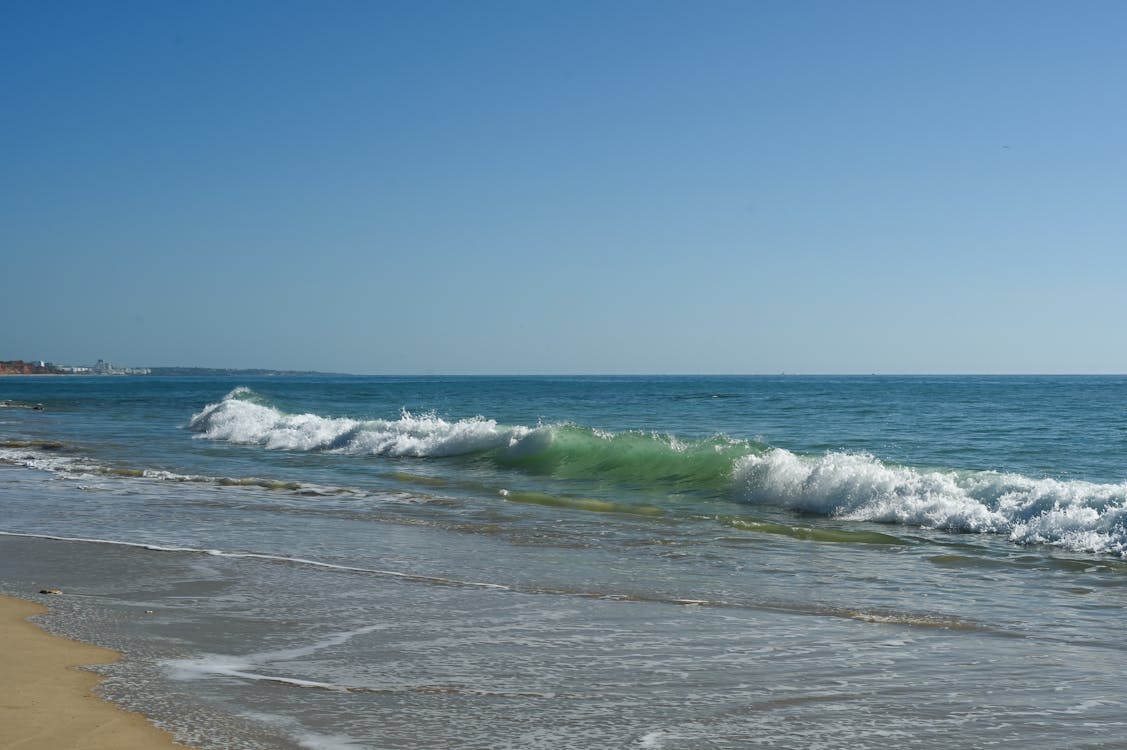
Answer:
0, 593, 192, 749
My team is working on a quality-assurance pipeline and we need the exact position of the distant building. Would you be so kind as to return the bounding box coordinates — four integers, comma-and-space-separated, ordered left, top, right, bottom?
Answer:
1, 358, 150, 376
85, 359, 150, 375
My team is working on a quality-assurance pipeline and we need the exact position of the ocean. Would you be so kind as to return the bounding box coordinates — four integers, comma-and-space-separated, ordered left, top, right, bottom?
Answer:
1, 374, 1125, 749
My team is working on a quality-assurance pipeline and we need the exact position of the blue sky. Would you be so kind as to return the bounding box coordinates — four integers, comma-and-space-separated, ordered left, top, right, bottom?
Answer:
3, 0, 1125, 374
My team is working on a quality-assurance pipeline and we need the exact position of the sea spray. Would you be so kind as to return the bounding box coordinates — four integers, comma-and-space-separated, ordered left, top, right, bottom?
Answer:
733, 449, 1127, 555
189, 388, 530, 457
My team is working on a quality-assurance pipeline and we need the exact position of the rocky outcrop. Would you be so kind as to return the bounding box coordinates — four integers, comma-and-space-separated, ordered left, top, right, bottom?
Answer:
0, 360, 62, 375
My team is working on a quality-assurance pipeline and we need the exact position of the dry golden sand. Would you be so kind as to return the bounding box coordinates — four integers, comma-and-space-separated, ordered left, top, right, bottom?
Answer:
0, 594, 191, 749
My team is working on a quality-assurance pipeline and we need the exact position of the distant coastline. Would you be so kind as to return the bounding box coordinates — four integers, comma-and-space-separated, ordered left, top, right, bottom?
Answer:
0, 360, 66, 376
0, 360, 345, 377
144, 366, 348, 377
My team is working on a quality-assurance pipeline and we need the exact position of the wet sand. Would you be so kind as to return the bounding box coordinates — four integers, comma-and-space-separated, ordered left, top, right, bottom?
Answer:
0, 594, 190, 749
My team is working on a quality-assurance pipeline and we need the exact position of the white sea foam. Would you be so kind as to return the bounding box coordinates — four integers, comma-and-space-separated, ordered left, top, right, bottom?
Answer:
166, 623, 390, 691
166, 658, 342, 689
239, 712, 369, 750
733, 449, 1127, 556
188, 388, 533, 457
0, 445, 86, 475
0, 445, 354, 497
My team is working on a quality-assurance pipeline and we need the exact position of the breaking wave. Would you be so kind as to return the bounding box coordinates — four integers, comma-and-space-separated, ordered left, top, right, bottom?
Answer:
187, 388, 750, 491
188, 387, 531, 457
185, 388, 1127, 557
734, 450, 1127, 556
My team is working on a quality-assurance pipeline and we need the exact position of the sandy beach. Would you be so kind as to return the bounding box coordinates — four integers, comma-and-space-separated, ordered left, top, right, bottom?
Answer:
0, 594, 189, 750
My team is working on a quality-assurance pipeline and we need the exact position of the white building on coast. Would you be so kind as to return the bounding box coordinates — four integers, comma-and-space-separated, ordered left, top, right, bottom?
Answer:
55, 359, 151, 375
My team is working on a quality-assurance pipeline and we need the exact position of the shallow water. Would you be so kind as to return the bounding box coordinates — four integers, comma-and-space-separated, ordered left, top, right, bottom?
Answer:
2, 375, 1126, 748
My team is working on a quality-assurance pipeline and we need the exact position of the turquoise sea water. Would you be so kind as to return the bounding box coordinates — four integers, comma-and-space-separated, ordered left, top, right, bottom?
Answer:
2, 375, 1126, 748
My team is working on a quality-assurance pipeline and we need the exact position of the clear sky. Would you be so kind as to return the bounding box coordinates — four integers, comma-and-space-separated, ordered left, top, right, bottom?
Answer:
3, 0, 1125, 374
